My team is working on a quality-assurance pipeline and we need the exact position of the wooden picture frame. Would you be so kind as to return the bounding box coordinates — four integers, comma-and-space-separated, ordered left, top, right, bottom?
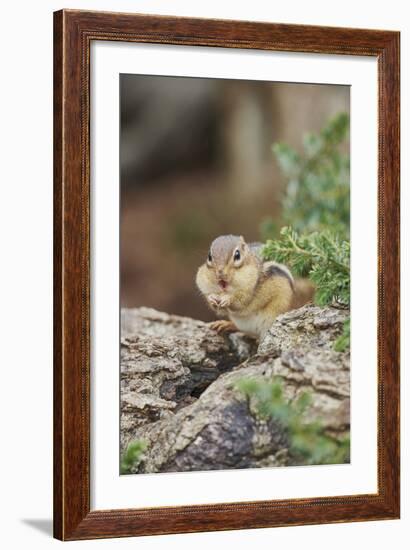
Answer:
53, 9, 400, 540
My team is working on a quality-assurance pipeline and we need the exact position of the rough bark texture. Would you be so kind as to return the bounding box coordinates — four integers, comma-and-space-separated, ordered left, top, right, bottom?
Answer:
121, 305, 349, 474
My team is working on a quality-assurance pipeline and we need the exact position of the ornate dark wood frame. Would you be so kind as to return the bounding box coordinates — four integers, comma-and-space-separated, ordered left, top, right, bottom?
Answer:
53, 9, 400, 541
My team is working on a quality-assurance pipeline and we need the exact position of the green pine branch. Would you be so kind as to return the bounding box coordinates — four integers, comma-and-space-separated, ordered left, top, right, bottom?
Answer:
263, 226, 350, 307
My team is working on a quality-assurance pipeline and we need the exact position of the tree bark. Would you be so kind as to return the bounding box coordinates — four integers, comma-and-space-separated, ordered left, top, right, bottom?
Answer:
121, 305, 349, 473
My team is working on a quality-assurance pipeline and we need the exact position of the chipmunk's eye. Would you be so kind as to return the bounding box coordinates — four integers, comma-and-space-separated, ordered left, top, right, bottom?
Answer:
234, 250, 241, 262
208, 252, 212, 262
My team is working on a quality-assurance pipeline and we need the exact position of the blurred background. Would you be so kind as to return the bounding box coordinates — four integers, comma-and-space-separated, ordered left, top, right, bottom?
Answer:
120, 75, 349, 321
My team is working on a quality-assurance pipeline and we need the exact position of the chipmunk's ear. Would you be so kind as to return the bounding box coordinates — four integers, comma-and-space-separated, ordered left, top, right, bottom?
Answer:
239, 235, 247, 251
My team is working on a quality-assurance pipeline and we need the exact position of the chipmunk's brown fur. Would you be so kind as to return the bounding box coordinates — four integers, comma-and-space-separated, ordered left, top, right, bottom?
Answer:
196, 235, 314, 339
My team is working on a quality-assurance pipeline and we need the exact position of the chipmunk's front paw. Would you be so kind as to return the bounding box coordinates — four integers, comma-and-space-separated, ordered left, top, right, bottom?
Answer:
207, 294, 221, 308
208, 320, 238, 334
207, 294, 231, 309
218, 295, 231, 308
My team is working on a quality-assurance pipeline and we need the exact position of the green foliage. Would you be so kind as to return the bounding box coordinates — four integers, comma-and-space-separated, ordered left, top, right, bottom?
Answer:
236, 377, 350, 465
266, 112, 350, 238
120, 440, 147, 474
243, 115, 351, 465
263, 226, 350, 306
334, 318, 351, 352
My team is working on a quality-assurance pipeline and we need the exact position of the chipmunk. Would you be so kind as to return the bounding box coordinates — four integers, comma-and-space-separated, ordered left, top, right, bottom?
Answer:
196, 235, 314, 339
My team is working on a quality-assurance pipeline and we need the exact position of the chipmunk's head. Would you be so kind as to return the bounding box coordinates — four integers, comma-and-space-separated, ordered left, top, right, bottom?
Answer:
196, 235, 259, 295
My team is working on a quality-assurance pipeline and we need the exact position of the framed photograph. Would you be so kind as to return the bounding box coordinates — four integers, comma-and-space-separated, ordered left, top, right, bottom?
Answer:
54, 9, 400, 540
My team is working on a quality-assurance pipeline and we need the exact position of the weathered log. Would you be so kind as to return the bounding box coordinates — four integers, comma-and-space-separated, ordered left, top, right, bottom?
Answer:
121, 305, 349, 473
121, 308, 257, 445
